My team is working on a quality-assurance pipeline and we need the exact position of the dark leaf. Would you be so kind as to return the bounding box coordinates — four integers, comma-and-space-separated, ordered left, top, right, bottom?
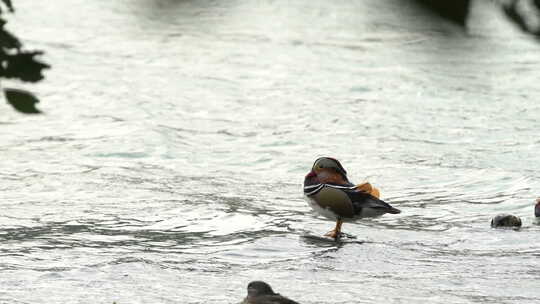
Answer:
0, 0, 14, 13
411, 0, 471, 26
503, 1, 528, 32
0, 21, 22, 49
4, 87, 42, 114
2, 51, 50, 82
502, 0, 540, 38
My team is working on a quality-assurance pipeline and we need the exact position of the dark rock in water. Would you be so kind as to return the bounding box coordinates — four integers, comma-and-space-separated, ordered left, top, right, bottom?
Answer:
491, 214, 522, 228
534, 199, 540, 225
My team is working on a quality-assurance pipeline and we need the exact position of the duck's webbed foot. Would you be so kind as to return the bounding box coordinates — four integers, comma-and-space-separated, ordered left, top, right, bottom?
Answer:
324, 229, 342, 240
324, 219, 343, 240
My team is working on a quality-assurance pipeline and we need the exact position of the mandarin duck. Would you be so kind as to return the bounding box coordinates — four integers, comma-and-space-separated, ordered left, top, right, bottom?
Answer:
535, 198, 540, 218
241, 281, 299, 304
303, 157, 401, 240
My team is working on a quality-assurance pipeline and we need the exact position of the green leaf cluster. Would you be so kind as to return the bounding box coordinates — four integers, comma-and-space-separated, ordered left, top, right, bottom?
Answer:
1, 0, 49, 114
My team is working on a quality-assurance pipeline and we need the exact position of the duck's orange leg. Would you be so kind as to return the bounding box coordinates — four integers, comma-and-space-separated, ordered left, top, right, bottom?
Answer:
324, 219, 343, 240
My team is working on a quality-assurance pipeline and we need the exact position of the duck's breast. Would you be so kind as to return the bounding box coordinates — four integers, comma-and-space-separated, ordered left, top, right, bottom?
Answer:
306, 186, 355, 219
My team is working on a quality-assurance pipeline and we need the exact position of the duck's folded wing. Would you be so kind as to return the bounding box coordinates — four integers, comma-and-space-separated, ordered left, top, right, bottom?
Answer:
343, 189, 401, 215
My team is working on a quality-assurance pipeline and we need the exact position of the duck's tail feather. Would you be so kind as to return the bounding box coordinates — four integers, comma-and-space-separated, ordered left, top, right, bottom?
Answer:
387, 206, 401, 214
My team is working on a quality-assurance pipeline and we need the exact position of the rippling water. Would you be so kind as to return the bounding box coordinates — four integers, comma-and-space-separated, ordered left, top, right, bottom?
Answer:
2, 0, 540, 303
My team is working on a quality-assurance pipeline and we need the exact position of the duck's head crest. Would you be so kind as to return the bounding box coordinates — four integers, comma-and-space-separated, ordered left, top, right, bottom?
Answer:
312, 157, 347, 176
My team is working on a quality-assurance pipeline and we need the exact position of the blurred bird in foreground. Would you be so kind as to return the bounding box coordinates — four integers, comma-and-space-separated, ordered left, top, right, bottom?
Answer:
241, 281, 299, 304
491, 214, 522, 229
303, 157, 401, 240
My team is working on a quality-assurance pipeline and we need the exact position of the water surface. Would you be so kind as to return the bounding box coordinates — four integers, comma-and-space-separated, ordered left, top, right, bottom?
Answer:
1, 1, 540, 303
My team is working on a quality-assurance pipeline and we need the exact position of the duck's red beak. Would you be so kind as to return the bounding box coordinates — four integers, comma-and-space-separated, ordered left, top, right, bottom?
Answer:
306, 170, 316, 178
304, 170, 318, 186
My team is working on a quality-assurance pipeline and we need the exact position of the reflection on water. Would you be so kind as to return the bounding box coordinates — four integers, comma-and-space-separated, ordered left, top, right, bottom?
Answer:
2, 0, 540, 303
